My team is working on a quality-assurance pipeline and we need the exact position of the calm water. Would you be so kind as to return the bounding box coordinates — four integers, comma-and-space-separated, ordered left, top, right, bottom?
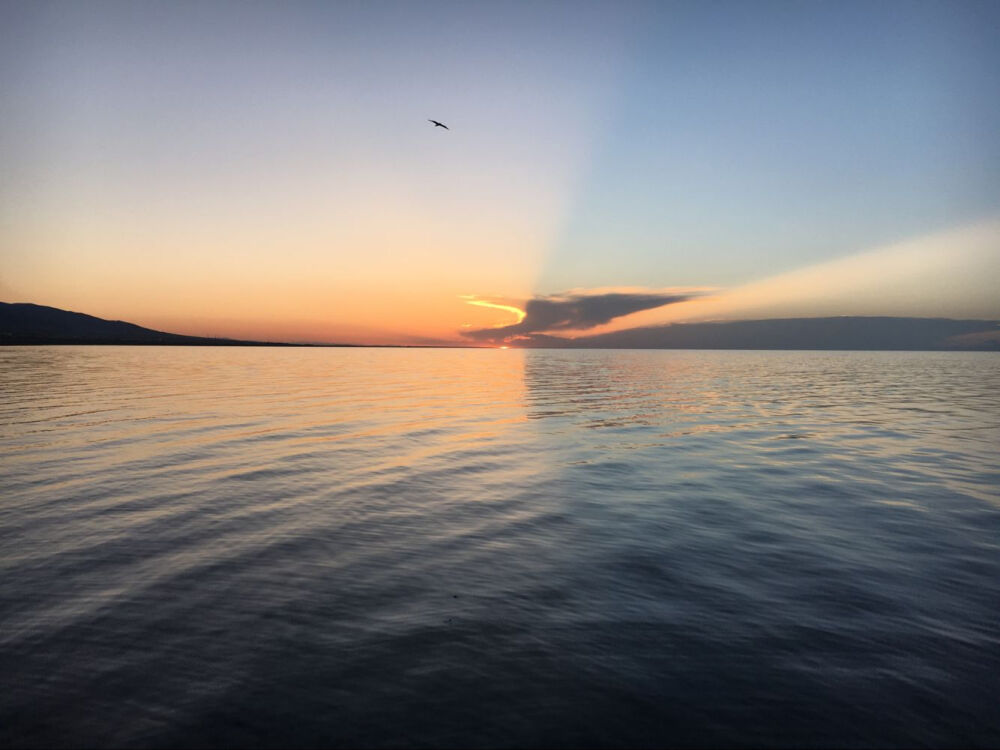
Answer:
2, 346, 999, 748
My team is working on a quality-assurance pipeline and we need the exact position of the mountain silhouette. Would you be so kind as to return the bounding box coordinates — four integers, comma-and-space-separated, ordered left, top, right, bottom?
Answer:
513, 317, 1000, 351
0, 302, 306, 346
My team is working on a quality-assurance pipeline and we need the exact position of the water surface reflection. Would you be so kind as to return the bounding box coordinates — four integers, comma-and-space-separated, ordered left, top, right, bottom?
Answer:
1, 347, 998, 747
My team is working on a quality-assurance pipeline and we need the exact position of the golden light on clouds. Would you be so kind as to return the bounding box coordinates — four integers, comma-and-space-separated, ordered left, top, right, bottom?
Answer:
460, 296, 527, 326
586, 220, 1000, 335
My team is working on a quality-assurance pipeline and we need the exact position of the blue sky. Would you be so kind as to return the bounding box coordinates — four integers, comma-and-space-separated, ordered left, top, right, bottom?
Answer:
539, 0, 1000, 290
1, 0, 998, 342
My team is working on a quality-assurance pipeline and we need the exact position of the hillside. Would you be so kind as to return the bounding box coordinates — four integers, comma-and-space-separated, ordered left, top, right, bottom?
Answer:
519, 316, 1000, 351
0, 302, 299, 346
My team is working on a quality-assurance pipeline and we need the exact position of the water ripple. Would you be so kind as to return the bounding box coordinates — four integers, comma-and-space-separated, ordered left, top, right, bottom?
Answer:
1, 347, 999, 748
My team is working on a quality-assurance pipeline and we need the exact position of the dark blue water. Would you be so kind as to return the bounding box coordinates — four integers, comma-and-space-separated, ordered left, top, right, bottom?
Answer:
2, 347, 999, 748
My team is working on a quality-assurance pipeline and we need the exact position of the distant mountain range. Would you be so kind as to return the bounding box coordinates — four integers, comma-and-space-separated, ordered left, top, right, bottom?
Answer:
2, 301, 998, 350
0, 302, 305, 346
519, 316, 1000, 351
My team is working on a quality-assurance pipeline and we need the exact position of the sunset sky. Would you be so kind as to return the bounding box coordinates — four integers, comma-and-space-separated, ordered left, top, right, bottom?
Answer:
2, 0, 999, 345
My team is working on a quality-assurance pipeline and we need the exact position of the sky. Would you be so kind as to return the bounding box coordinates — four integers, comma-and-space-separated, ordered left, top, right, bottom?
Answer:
1, 0, 998, 345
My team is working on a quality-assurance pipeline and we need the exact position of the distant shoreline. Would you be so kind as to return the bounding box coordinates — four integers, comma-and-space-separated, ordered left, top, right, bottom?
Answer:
4, 342, 998, 353
3, 302, 998, 351
0, 340, 476, 348
0, 337, 331, 347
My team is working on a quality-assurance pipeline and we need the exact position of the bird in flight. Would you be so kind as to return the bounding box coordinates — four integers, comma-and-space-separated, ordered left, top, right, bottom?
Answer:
428, 119, 449, 130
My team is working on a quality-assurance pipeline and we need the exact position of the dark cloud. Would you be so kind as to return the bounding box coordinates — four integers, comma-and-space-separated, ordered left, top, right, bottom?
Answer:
462, 291, 693, 343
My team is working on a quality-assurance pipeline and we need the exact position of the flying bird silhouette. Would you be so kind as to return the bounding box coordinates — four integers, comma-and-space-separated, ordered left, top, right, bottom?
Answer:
428, 119, 449, 130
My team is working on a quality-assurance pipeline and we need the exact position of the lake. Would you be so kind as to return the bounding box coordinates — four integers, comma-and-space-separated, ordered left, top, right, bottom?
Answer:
2, 346, 998, 748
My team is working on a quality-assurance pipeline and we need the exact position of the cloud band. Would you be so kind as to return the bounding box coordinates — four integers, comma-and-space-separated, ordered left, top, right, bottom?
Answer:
462, 290, 695, 343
